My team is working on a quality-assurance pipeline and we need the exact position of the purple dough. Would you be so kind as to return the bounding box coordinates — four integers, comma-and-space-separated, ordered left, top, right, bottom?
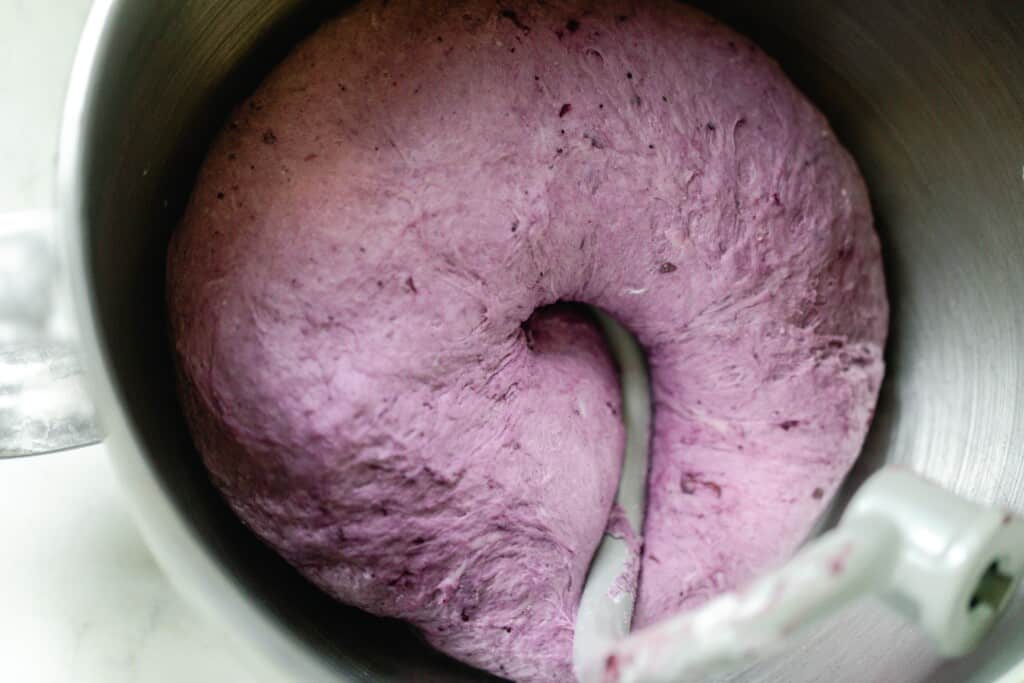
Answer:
167, 1, 888, 680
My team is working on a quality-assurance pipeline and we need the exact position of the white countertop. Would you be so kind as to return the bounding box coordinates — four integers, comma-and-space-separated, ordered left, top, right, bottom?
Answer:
0, 3, 260, 681
0, 448, 262, 682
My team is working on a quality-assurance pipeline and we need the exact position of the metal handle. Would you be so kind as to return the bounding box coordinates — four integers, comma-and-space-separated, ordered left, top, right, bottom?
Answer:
0, 209, 100, 457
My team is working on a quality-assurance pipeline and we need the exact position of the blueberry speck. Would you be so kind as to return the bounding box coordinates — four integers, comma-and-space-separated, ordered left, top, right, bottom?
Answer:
559, 103, 572, 117
812, 487, 825, 499
707, 122, 716, 131
659, 262, 677, 273
216, 192, 225, 200
499, 9, 530, 32
626, 71, 633, 79
566, 19, 580, 33
779, 420, 800, 431
262, 129, 277, 144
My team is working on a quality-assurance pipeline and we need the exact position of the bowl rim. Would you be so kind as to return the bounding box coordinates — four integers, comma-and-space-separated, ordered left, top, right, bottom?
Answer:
56, 2, 346, 681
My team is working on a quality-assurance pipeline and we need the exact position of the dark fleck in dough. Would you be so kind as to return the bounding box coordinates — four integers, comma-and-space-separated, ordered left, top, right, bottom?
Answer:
167, 1, 888, 680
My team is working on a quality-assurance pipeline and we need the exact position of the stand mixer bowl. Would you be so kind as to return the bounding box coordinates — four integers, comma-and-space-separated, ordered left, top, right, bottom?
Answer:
59, 1, 1024, 681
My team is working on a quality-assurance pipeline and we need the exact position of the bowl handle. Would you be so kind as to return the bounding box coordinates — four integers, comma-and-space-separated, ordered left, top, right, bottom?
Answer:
0, 209, 101, 457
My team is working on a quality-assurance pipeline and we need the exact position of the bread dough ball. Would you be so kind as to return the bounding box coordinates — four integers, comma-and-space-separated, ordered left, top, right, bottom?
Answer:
167, 1, 888, 680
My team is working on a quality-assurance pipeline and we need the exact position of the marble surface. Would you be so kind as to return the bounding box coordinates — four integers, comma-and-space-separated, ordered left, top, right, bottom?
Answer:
0, 448, 265, 682
0, 2, 263, 681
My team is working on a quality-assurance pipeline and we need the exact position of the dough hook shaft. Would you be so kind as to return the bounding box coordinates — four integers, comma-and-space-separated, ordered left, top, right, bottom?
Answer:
579, 469, 1024, 683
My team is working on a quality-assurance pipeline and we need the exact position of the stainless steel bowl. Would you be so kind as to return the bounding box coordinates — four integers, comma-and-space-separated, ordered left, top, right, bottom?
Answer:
59, 1, 1024, 681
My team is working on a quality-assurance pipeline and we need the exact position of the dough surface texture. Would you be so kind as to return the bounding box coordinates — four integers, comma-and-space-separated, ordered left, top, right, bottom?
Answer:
167, 1, 888, 680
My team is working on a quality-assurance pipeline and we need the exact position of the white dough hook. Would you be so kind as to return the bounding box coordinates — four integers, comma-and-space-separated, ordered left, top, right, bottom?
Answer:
574, 312, 1024, 683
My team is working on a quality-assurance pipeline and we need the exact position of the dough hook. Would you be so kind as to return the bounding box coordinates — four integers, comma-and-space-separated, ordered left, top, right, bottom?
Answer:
574, 313, 1024, 683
